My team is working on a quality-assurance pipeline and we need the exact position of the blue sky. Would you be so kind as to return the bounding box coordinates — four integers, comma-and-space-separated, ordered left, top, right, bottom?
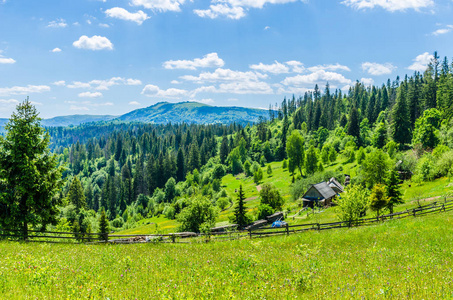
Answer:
0, 0, 452, 118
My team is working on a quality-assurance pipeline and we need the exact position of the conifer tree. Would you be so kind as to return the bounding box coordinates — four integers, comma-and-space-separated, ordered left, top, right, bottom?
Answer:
385, 169, 404, 214
347, 107, 360, 140
176, 147, 185, 182
391, 85, 411, 146
0, 100, 64, 240
98, 208, 110, 241
67, 177, 86, 211
234, 185, 248, 230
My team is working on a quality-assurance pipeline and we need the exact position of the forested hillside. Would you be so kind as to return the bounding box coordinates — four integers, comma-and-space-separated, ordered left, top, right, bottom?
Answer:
6, 52, 453, 236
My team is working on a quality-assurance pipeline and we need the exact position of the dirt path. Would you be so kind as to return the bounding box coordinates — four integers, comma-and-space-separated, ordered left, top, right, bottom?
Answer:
245, 196, 258, 202
256, 185, 262, 192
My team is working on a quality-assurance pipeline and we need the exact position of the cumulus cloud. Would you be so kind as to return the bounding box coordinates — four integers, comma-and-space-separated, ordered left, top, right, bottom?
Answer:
73, 35, 113, 50
282, 70, 352, 86
194, 4, 246, 19
51, 48, 62, 53
408, 52, 434, 72
181, 68, 267, 83
0, 85, 51, 97
360, 78, 374, 86
142, 84, 188, 98
47, 18, 68, 28
432, 25, 453, 36
192, 81, 273, 95
194, 0, 307, 19
341, 0, 433, 12
53, 80, 66, 86
0, 57, 15, 64
129, 101, 141, 105
130, 0, 186, 12
249, 61, 290, 74
307, 63, 351, 72
163, 53, 225, 70
67, 77, 142, 90
78, 91, 103, 98
105, 7, 150, 25
361, 62, 396, 75
286, 60, 305, 73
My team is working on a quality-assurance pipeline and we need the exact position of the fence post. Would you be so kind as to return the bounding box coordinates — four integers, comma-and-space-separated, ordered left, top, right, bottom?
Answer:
286, 224, 289, 236
317, 223, 320, 231
249, 229, 252, 239
413, 209, 416, 217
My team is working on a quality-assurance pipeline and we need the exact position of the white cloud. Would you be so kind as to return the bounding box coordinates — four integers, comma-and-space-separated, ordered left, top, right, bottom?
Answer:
67, 77, 141, 90
51, 48, 62, 53
78, 91, 103, 98
193, 81, 273, 95
70, 105, 90, 111
194, 0, 307, 19
0, 85, 51, 97
432, 25, 453, 36
307, 63, 351, 72
47, 18, 68, 28
105, 7, 150, 25
171, 80, 181, 84
250, 61, 290, 74
360, 78, 374, 86
131, 0, 186, 12
163, 53, 225, 70
73, 35, 113, 51
53, 80, 66, 86
99, 23, 110, 28
228, 98, 238, 101
142, 84, 188, 98
282, 70, 352, 86
129, 101, 141, 105
0, 99, 19, 105
361, 62, 396, 75
194, 4, 246, 19
190, 98, 214, 104
0, 57, 15, 64
286, 60, 305, 73
181, 68, 267, 83
341, 0, 433, 12
264, 26, 270, 30
408, 52, 434, 72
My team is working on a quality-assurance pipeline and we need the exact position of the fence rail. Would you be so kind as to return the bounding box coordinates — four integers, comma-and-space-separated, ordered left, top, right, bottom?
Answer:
1, 198, 452, 244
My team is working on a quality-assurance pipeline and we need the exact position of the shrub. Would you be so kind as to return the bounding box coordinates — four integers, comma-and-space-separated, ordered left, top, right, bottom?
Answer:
256, 204, 275, 220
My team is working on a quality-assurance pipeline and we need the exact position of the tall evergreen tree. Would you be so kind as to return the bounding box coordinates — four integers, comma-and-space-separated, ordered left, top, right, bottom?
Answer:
385, 169, 404, 214
0, 100, 64, 240
347, 107, 360, 140
234, 185, 249, 230
67, 177, 86, 211
391, 84, 411, 146
176, 147, 185, 182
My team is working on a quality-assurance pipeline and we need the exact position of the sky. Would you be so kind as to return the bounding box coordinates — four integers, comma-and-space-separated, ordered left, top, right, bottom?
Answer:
0, 0, 452, 118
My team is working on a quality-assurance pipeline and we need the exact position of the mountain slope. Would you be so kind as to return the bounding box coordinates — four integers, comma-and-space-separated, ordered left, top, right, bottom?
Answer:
117, 102, 269, 124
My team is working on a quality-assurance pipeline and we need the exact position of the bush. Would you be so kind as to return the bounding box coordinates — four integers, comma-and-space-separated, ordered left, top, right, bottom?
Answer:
260, 183, 284, 210
256, 204, 275, 220
216, 197, 230, 210
163, 205, 176, 220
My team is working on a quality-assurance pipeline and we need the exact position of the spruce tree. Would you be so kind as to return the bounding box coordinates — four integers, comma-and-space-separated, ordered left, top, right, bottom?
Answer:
176, 147, 185, 182
0, 99, 64, 240
391, 85, 411, 146
347, 107, 360, 140
98, 208, 110, 241
385, 169, 404, 214
67, 177, 86, 211
234, 185, 248, 230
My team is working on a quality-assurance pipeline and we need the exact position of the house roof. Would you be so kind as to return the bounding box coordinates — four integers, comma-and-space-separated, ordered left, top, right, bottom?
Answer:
303, 181, 337, 200
328, 177, 344, 193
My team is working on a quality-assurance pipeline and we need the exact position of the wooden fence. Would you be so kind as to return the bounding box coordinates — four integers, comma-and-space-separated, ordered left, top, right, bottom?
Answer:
1, 198, 452, 244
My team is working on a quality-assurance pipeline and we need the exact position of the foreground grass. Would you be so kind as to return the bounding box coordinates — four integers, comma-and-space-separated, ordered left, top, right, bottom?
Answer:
1, 210, 453, 299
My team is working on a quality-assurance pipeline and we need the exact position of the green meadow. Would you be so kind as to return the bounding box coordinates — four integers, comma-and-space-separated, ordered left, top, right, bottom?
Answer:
1, 209, 452, 299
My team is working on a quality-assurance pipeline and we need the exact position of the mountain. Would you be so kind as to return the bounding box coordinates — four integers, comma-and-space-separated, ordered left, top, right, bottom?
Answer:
118, 102, 269, 124
41, 115, 117, 127
0, 102, 269, 133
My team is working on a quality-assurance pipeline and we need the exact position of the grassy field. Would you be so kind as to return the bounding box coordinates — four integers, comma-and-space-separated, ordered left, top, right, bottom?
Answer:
117, 156, 453, 235
1, 209, 453, 299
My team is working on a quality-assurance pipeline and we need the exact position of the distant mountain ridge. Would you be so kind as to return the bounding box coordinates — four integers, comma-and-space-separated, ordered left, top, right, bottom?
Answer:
118, 102, 269, 124
0, 102, 269, 130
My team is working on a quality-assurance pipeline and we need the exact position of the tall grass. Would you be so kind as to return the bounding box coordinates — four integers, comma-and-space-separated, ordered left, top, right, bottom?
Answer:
1, 210, 452, 299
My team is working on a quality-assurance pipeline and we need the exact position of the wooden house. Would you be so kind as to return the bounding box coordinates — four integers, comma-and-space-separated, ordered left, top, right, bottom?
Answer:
328, 177, 345, 194
302, 182, 337, 208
